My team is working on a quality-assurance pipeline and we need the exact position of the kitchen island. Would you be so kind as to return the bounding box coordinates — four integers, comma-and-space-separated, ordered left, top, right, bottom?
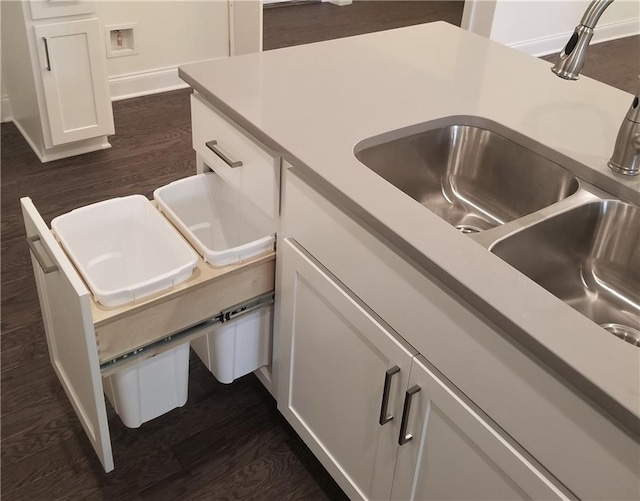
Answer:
180, 22, 639, 500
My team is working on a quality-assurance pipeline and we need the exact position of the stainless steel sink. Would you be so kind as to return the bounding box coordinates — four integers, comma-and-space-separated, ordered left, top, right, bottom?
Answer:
490, 201, 640, 347
355, 124, 580, 233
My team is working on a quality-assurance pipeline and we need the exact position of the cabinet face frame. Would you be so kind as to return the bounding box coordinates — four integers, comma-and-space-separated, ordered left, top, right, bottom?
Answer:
277, 238, 416, 500
34, 18, 114, 147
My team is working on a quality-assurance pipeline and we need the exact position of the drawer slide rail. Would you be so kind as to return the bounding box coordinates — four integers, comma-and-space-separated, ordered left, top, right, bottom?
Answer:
99, 292, 274, 374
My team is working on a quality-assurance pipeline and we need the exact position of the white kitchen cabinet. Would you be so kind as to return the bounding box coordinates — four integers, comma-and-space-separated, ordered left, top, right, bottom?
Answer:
281, 165, 636, 500
277, 235, 569, 501
391, 356, 568, 500
2, 0, 114, 162
34, 18, 114, 146
277, 238, 416, 500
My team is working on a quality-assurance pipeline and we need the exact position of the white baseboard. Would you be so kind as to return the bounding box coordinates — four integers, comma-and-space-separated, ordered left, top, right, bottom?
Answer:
12, 117, 111, 162
325, 0, 352, 5
2, 94, 13, 123
510, 18, 640, 57
109, 67, 190, 102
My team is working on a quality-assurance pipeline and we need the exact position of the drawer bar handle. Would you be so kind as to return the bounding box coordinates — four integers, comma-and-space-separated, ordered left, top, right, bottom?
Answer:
379, 365, 400, 425
42, 37, 52, 71
26, 235, 58, 274
205, 140, 243, 168
399, 384, 421, 445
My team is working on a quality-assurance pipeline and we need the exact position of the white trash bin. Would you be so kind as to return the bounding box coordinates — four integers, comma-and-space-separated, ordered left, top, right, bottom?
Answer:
154, 172, 276, 383
191, 307, 272, 384
103, 343, 190, 428
52, 195, 198, 427
51, 194, 198, 307
153, 172, 275, 266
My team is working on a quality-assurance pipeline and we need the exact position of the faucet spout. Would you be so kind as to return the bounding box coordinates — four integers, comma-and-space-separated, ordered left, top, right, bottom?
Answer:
608, 80, 640, 176
552, 0, 640, 176
551, 0, 614, 80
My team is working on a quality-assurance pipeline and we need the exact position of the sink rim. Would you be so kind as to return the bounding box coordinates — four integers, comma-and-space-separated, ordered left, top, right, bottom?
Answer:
488, 198, 640, 348
355, 115, 582, 234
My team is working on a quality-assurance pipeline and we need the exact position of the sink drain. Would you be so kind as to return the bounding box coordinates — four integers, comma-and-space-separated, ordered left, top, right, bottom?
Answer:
455, 224, 482, 234
600, 323, 640, 347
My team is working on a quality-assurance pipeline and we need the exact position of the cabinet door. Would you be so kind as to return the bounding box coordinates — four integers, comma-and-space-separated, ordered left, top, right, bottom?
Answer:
391, 356, 570, 500
277, 238, 415, 500
34, 18, 114, 146
21, 197, 114, 473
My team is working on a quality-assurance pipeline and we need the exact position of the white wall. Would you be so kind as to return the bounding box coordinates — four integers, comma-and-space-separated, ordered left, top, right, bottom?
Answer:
483, 0, 640, 56
95, 1, 232, 99
2, 66, 13, 122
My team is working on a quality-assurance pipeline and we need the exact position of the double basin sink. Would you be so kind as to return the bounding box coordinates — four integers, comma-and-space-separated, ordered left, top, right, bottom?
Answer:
355, 119, 640, 347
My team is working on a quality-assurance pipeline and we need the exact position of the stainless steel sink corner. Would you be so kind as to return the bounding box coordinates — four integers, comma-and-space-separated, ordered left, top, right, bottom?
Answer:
355, 119, 580, 233
490, 201, 640, 347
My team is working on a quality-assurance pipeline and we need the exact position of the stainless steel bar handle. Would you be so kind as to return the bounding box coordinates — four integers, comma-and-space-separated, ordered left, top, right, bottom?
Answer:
398, 384, 421, 445
379, 365, 400, 425
205, 140, 243, 168
26, 236, 58, 274
42, 37, 52, 71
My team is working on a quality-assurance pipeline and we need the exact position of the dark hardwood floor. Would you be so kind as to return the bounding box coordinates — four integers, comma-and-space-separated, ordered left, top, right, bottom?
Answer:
263, 0, 465, 50
1, 1, 638, 499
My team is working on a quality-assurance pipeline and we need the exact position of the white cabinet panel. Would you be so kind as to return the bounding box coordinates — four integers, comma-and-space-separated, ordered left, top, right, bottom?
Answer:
278, 238, 415, 500
21, 197, 114, 473
391, 356, 570, 500
35, 18, 114, 146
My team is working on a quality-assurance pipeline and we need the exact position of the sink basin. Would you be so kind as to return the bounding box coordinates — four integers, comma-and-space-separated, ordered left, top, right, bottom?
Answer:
491, 201, 640, 347
355, 124, 580, 233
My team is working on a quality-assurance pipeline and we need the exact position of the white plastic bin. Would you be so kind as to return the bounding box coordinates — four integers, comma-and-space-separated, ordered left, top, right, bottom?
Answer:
51, 195, 198, 307
103, 342, 190, 428
191, 307, 272, 384
153, 173, 275, 267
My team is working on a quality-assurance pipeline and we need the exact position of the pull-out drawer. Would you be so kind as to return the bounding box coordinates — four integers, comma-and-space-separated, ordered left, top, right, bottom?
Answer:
191, 92, 280, 219
21, 196, 275, 473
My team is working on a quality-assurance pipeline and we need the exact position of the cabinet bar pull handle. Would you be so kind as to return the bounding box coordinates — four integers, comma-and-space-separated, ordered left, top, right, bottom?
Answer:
399, 384, 421, 445
205, 140, 243, 168
42, 37, 52, 71
379, 365, 400, 425
26, 236, 58, 274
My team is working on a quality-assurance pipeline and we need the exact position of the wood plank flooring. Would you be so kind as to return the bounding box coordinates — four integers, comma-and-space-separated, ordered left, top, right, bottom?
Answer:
263, 0, 465, 50
1, 1, 638, 498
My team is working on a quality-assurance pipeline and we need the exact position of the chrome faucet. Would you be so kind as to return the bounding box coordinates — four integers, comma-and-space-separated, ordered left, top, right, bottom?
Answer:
552, 0, 640, 176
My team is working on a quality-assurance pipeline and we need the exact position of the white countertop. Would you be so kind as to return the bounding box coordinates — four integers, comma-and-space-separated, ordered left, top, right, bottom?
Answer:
179, 22, 640, 426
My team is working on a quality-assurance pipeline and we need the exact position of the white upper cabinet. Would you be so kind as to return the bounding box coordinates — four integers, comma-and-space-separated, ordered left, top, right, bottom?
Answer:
34, 18, 114, 146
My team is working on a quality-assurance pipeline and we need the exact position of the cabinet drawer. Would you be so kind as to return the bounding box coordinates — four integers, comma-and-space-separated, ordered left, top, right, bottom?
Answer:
22, 197, 275, 367
22, 193, 275, 473
191, 92, 280, 219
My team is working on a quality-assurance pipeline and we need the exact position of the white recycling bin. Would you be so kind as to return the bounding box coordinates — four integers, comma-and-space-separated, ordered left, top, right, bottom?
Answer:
51, 194, 198, 427
154, 172, 275, 383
